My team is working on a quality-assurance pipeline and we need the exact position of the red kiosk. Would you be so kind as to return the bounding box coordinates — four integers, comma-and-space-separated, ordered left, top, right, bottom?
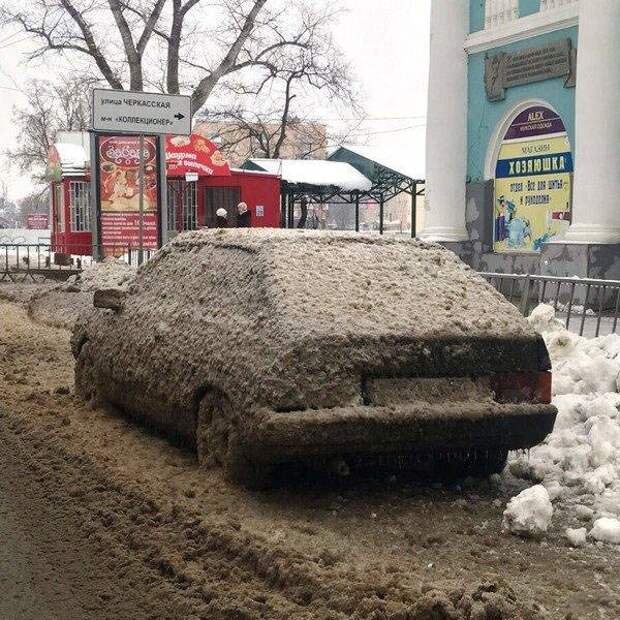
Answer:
49, 130, 280, 258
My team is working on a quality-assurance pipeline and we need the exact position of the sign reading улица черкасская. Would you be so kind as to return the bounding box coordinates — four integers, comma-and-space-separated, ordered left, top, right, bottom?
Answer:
92, 89, 192, 135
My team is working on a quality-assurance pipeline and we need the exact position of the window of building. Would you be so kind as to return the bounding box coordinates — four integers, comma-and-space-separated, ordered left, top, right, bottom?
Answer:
167, 180, 197, 232
183, 182, 197, 231
167, 180, 181, 231
69, 181, 90, 231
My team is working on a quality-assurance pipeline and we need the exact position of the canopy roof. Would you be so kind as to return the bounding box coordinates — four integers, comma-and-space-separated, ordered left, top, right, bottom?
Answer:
333, 144, 424, 182
244, 159, 372, 192
328, 145, 424, 202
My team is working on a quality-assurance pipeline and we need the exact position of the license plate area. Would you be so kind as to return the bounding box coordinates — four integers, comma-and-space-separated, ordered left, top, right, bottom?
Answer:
362, 376, 494, 407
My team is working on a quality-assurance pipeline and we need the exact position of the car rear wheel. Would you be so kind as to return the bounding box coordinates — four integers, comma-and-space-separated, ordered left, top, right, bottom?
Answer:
196, 391, 272, 489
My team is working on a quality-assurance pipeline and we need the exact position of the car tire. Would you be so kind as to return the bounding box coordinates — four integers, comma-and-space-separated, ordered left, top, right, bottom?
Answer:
74, 342, 99, 404
196, 390, 272, 489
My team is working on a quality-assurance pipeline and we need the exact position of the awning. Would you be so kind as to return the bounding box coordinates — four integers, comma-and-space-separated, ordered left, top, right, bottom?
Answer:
166, 133, 231, 177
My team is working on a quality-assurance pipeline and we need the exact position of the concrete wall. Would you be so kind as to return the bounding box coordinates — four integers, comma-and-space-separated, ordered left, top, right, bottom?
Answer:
470, 0, 485, 33
519, 0, 540, 18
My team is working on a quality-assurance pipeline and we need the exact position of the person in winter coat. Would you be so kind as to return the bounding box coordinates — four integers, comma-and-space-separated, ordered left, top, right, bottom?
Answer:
236, 202, 252, 228
216, 208, 228, 228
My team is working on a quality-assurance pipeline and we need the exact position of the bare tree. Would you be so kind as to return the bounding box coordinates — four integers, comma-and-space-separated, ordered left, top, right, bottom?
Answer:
0, 0, 356, 115
8, 77, 95, 184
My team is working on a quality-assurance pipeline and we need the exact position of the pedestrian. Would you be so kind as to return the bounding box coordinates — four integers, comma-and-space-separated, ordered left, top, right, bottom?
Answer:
236, 202, 251, 228
216, 208, 228, 228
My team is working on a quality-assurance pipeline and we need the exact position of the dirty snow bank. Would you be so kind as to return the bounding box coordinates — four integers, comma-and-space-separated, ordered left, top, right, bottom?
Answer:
508, 304, 620, 544
28, 259, 134, 329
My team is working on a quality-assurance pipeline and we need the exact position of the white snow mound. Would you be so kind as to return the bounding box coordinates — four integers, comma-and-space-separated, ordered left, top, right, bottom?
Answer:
565, 527, 587, 547
502, 485, 553, 539
590, 517, 620, 545
507, 304, 620, 542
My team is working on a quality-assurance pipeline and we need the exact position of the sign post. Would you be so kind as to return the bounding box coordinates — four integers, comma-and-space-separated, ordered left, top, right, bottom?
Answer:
138, 134, 145, 265
91, 88, 192, 262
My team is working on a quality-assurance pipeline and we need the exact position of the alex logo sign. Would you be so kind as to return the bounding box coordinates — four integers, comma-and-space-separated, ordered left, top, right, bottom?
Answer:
494, 106, 572, 254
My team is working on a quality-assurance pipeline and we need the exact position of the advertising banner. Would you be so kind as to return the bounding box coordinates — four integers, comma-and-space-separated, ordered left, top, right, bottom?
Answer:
98, 135, 159, 254
166, 132, 231, 177
27, 213, 49, 230
494, 106, 572, 253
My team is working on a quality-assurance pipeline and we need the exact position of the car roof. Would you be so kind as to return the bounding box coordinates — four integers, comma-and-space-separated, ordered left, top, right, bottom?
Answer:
151, 230, 534, 344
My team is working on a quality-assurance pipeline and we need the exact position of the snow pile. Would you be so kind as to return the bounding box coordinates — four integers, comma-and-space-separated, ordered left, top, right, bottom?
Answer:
64, 258, 134, 292
502, 485, 553, 539
28, 258, 135, 330
508, 304, 620, 544
590, 518, 620, 544
565, 527, 587, 548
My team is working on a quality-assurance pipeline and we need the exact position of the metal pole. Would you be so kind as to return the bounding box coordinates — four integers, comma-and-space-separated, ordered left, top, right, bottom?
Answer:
379, 195, 384, 235
158, 135, 168, 247
355, 192, 360, 232
411, 182, 417, 239
89, 131, 101, 261
288, 192, 295, 228
138, 134, 145, 265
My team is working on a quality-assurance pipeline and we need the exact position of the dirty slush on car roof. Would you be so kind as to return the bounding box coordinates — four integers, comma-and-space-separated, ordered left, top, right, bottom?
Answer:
72, 230, 556, 487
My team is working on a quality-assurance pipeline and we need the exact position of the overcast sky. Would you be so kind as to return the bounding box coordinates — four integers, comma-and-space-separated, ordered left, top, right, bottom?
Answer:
0, 0, 430, 202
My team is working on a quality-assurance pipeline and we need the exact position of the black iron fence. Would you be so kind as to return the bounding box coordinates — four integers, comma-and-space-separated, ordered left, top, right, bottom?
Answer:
0, 243, 156, 282
481, 272, 620, 337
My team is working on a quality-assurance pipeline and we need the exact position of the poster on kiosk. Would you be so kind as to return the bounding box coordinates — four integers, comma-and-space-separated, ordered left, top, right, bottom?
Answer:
98, 134, 159, 256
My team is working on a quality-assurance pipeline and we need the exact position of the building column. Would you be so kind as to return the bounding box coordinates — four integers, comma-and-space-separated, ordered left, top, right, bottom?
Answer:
419, 0, 469, 242
564, 0, 620, 243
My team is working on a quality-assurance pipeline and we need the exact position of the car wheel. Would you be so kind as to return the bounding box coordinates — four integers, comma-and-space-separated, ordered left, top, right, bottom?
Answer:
75, 342, 99, 404
196, 390, 272, 489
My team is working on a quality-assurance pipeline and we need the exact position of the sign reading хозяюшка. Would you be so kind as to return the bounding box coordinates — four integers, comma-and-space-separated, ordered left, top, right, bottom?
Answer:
92, 89, 192, 136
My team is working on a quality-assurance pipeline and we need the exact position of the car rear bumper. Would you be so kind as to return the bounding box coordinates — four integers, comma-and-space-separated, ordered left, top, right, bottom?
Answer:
242, 402, 557, 464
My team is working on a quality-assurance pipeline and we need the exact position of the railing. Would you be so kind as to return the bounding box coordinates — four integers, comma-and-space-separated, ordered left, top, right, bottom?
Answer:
0, 243, 156, 282
481, 272, 620, 338
485, 0, 519, 30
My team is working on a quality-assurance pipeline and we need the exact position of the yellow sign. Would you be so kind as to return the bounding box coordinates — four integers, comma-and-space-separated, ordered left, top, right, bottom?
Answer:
494, 106, 572, 253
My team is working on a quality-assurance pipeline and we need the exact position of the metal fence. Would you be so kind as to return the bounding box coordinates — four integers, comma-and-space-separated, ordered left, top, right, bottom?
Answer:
0, 243, 156, 282
481, 272, 620, 337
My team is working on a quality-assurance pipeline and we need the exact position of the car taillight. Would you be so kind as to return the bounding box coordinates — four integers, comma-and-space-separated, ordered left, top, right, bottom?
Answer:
491, 371, 552, 404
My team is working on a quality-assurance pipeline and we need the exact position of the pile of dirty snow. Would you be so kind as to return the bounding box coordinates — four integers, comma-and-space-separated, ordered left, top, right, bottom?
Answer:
506, 304, 620, 544
28, 259, 135, 330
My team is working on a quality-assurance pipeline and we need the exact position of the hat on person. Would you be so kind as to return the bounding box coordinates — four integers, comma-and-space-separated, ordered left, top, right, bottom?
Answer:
237, 202, 248, 214
216, 208, 227, 218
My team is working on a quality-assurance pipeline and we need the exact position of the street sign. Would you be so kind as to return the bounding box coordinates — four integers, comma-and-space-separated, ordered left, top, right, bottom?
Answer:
185, 172, 199, 182
92, 88, 192, 136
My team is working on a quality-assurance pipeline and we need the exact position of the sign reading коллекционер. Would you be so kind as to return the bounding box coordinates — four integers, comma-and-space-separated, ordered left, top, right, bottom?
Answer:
92, 89, 192, 136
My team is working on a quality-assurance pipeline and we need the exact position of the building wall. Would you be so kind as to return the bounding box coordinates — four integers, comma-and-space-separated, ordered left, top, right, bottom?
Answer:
462, 0, 579, 273
520, 0, 541, 18
199, 122, 328, 167
467, 26, 578, 183
470, 1, 485, 33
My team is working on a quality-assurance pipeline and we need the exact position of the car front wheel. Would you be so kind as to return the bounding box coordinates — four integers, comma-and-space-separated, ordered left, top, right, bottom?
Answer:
196, 390, 272, 489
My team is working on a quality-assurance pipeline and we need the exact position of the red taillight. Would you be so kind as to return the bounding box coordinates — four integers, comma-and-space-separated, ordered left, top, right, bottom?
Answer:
491, 371, 552, 404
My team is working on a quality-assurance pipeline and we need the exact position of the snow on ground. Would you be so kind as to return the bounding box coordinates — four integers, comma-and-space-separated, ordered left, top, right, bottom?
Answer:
507, 303, 620, 544
502, 485, 553, 539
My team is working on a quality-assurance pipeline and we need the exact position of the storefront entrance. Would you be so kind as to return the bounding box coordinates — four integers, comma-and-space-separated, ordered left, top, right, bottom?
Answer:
204, 187, 241, 228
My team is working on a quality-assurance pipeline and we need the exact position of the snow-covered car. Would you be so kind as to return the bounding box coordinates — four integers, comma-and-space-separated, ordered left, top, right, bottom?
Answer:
72, 229, 556, 487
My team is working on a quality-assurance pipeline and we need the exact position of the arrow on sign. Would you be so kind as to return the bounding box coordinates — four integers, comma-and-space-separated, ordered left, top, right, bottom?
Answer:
174, 113, 185, 120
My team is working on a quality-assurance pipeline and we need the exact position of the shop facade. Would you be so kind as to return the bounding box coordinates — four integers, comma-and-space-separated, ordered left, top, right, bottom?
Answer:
422, 0, 620, 279
49, 131, 280, 258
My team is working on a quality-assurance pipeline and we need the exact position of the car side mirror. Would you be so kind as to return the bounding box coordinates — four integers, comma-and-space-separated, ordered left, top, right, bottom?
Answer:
93, 288, 128, 312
